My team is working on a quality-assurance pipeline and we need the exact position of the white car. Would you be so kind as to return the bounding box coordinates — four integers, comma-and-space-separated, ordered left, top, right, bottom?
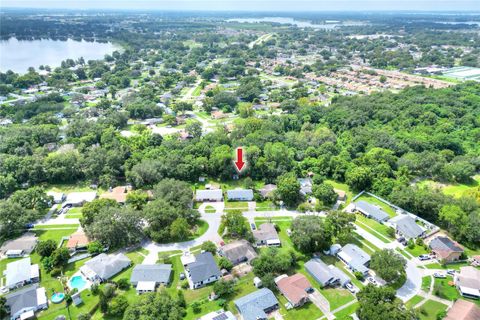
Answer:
345, 283, 356, 293
433, 272, 447, 279
418, 254, 431, 261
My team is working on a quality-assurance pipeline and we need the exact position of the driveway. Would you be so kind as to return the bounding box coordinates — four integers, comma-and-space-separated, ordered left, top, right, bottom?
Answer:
309, 290, 334, 320
142, 202, 224, 264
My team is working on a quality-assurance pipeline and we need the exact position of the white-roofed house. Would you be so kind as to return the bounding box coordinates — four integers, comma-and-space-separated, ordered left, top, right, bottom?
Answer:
337, 244, 371, 275
63, 191, 97, 207
195, 189, 223, 202
4, 258, 40, 289
5, 284, 47, 320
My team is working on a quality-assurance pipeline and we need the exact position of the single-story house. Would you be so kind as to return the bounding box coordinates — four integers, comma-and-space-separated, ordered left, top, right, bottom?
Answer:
259, 184, 277, 199
46, 191, 65, 204
234, 288, 279, 320
199, 310, 237, 320
429, 236, 464, 263
444, 299, 480, 320
80, 253, 131, 282
130, 264, 172, 294
298, 178, 313, 196
305, 258, 351, 288
454, 266, 480, 299
227, 189, 254, 201
337, 244, 371, 275
253, 223, 280, 247
353, 200, 390, 222
388, 215, 425, 240
100, 186, 132, 204
218, 240, 258, 265
196, 189, 223, 202
66, 230, 90, 252
0, 233, 38, 257
5, 258, 40, 289
185, 252, 221, 289
5, 284, 47, 320
275, 273, 313, 308
63, 191, 97, 207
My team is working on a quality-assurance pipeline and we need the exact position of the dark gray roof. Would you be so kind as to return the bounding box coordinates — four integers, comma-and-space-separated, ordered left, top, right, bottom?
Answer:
253, 223, 279, 243
429, 236, 464, 253
227, 189, 254, 201
355, 201, 390, 222
391, 215, 424, 239
130, 264, 172, 284
5, 284, 40, 317
234, 288, 279, 320
186, 252, 221, 283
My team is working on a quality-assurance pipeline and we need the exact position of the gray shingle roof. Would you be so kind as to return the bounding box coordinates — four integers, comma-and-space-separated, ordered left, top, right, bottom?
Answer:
337, 244, 371, 274
83, 253, 131, 280
253, 223, 279, 243
186, 252, 221, 284
5, 284, 41, 317
354, 200, 390, 222
234, 288, 279, 320
130, 264, 172, 284
305, 258, 336, 286
196, 189, 223, 201
227, 189, 254, 201
390, 215, 424, 239
219, 239, 257, 264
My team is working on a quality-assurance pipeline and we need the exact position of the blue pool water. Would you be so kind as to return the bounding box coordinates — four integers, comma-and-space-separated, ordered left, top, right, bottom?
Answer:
69, 275, 87, 291
51, 292, 65, 303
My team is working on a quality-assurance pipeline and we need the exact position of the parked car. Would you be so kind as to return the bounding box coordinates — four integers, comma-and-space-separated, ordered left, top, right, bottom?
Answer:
25, 223, 34, 229
418, 254, 431, 261
179, 273, 185, 280
397, 237, 407, 245
367, 277, 377, 285
345, 283, 356, 293
250, 223, 256, 231
433, 272, 447, 279
447, 269, 456, 276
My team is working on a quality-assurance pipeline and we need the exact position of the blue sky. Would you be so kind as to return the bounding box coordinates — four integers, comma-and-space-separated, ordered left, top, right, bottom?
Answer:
1, 0, 479, 11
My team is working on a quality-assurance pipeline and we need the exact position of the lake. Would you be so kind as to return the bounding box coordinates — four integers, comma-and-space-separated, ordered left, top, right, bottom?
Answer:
0, 38, 120, 73
226, 17, 366, 30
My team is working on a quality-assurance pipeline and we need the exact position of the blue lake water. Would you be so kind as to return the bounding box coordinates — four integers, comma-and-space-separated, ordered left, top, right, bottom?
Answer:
0, 38, 119, 73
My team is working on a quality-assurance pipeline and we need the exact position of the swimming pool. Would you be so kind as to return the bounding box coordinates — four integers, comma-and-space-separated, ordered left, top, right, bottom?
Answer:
69, 275, 87, 291
51, 292, 65, 303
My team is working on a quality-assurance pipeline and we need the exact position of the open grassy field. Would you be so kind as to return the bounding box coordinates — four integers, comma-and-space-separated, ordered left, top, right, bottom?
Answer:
417, 299, 448, 320
417, 175, 479, 198
433, 276, 459, 301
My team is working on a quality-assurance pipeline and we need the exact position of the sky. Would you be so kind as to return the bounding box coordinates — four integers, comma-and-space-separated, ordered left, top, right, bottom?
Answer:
1, 0, 479, 12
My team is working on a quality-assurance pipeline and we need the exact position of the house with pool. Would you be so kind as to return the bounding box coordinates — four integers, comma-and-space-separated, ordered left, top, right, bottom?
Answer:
77, 253, 131, 287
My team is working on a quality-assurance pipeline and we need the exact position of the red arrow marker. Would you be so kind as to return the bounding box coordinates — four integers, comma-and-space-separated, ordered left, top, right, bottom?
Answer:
234, 147, 246, 172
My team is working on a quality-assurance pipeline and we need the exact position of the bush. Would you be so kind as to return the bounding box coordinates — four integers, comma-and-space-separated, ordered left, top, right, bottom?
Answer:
116, 278, 130, 290
77, 313, 91, 320
91, 283, 100, 295
217, 298, 226, 308
181, 280, 189, 289
354, 271, 365, 280
103, 283, 116, 299
36, 239, 57, 257
218, 257, 233, 271
407, 239, 415, 249
87, 241, 104, 255
201, 241, 217, 254
50, 267, 62, 277
415, 238, 424, 246
108, 295, 129, 317
387, 227, 396, 238
191, 301, 201, 313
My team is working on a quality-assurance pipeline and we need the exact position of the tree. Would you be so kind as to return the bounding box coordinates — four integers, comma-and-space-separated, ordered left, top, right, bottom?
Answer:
152, 179, 194, 210
325, 211, 356, 245
81, 198, 119, 227
108, 295, 129, 317
87, 241, 104, 255
221, 210, 249, 238
218, 257, 233, 271
370, 249, 406, 283
201, 241, 217, 254
313, 183, 338, 207
51, 247, 70, 268
36, 239, 57, 257
170, 217, 191, 240
77, 313, 91, 320
274, 172, 301, 207
0, 296, 7, 319
291, 215, 333, 253
213, 279, 235, 298
345, 166, 372, 191
252, 248, 296, 277
186, 120, 202, 139
123, 291, 185, 320
126, 191, 149, 210
357, 285, 416, 320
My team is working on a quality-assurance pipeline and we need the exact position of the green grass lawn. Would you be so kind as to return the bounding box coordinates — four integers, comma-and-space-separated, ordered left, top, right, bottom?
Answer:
433, 276, 459, 301
421, 276, 432, 291
34, 224, 79, 230
355, 215, 394, 243
417, 175, 479, 198
355, 194, 397, 218
405, 244, 430, 257
406, 295, 424, 309
333, 302, 358, 319
204, 205, 216, 213
396, 248, 413, 260
254, 218, 294, 252
224, 201, 250, 210
278, 295, 323, 320
425, 261, 473, 270
416, 299, 448, 320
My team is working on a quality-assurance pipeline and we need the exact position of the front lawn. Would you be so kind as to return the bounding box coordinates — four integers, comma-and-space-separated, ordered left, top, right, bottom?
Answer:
355, 215, 394, 243
406, 295, 424, 309
405, 244, 429, 257
416, 299, 448, 320
333, 302, 358, 319
433, 276, 459, 301
421, 276, 432, 291
278, 295, 323, 320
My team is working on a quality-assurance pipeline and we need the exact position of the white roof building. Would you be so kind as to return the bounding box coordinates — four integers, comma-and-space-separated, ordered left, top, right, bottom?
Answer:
5, 258, 40, 289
